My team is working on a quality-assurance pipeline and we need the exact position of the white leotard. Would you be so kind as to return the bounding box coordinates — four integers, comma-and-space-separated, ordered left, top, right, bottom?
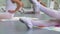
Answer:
5, 0, 16, 17
6, 0, 16, 11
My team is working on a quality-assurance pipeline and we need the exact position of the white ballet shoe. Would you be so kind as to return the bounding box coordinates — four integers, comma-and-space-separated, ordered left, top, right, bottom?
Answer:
19, 17, 33, 29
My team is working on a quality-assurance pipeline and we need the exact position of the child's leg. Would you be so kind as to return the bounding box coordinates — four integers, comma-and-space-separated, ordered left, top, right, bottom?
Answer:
38, 3, 59, 18
32, 0, 60, 19
31, 20, 48, 27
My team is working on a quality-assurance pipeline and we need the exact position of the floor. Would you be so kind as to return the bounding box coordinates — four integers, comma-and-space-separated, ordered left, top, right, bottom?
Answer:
0, 12, 60, 34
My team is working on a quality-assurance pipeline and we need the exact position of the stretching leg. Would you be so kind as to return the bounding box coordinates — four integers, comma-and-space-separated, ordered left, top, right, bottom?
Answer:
32, 0, 60, 19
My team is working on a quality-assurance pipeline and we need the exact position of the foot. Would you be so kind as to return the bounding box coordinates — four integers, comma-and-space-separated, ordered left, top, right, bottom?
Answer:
19, 17, 33, 29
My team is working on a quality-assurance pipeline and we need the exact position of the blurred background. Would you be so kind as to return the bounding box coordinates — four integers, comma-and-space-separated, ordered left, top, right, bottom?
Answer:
0, 0, 60, 10
0, 0, 60, 20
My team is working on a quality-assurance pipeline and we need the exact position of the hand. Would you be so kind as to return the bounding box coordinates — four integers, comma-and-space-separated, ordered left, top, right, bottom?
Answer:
8, 10, 16, 14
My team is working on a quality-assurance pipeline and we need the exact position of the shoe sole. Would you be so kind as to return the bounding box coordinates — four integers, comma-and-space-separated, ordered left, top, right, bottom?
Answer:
19, 19, 30, 29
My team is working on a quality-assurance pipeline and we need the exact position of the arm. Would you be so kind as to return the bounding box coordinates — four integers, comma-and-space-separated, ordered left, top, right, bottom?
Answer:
11, 0, 23, 12
40, 2, 46, 7
37, 0, 46, 7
